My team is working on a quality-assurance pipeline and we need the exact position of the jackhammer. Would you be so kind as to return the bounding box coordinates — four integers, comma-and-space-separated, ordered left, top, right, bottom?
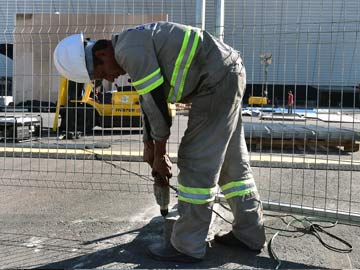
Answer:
153, 173, 170, 217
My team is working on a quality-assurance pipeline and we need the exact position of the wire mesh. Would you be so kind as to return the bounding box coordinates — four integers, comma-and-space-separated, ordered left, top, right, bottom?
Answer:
0, 0, 360, 220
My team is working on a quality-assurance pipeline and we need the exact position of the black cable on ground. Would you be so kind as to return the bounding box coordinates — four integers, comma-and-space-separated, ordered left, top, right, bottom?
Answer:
266, 215, 352, 269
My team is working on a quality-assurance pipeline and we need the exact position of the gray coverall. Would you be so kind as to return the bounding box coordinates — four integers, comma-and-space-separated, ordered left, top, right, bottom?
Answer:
112, 21, 266, 259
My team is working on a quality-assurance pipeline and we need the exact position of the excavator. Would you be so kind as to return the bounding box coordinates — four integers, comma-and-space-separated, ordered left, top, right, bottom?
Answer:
53, 76, 176, 134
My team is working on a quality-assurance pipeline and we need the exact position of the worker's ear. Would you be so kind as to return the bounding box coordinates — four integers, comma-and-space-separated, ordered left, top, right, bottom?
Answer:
94, 50, 107, 59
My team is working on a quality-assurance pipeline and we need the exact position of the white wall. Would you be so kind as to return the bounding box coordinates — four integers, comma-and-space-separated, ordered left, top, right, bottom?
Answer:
13, 13, 166, 104
221, 0, 360, 86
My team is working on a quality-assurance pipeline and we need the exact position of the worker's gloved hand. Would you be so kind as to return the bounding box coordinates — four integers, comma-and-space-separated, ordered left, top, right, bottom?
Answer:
143, 140, 155, 167
152, 154, 172, 179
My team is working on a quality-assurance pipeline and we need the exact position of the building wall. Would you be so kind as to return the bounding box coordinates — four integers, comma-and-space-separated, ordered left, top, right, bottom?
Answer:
1, 0, 196, 103
228, 0, 360, 87
0, 0, 359, 103
13, 13, 167, 103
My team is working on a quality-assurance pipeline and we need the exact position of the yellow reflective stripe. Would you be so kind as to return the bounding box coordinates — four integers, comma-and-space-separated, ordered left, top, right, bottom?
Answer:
132, 68, 161, 87
176, 30, 200, 102
178, 196, 215, 204
167, 27, 191, 103
178, 184, 216, 195
136, 77, 164, 95
220, 179, 254, 191
177, 184, 216, 204
224, 188, 257, 200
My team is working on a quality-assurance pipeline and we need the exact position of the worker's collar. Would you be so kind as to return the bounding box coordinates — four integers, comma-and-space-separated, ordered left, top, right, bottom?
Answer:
84, 39, 96, 80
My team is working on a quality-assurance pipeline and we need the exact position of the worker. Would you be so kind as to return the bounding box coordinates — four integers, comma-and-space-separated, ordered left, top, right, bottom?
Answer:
288, 90, 294, 114
53, 21, 266, 263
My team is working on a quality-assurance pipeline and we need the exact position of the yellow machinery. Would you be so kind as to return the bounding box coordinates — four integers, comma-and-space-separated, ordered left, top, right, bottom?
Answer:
248, 96, 268, 105
53, 76, 176, 133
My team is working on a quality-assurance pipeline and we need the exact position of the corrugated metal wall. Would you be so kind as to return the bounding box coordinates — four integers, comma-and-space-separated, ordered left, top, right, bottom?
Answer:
223, 0, 360, 86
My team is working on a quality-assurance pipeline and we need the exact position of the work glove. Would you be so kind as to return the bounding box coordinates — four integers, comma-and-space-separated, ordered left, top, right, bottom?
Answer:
143, 140, 155, 167
152, 154, 173, 179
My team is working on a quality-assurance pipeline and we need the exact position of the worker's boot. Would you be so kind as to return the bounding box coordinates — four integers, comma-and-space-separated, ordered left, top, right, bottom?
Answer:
147, 242, 202, 263
214, 231, 262, 253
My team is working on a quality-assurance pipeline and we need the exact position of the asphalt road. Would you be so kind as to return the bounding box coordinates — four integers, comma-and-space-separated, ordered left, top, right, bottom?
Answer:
0, 178, 359, 269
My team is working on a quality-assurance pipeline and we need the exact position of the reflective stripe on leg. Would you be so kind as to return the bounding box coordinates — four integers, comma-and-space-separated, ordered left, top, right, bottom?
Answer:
178, 184, 217, 204
220, 179, 257, 199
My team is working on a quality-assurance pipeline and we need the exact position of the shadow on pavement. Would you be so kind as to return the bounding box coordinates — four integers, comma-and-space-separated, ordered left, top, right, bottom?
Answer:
34, 217, 319, 270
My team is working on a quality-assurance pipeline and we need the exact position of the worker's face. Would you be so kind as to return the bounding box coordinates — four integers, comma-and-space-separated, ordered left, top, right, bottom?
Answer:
93, 44, 125, 82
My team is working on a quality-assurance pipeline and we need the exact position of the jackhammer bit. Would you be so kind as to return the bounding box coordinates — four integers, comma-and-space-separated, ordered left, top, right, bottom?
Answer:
153, 173, 170, 217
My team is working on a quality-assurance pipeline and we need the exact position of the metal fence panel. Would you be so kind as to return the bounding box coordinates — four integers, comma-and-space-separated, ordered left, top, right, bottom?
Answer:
0, 0, 360, 222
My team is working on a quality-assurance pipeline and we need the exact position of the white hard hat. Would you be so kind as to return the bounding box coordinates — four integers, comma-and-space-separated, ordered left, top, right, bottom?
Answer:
53, 33, 95, 83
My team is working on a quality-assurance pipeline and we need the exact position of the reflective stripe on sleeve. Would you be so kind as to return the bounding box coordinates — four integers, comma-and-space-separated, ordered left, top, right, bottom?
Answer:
132, 68, 164, 95
167, 28, 200, 103
220, 179, 257, 200
178, 184, 216, 204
